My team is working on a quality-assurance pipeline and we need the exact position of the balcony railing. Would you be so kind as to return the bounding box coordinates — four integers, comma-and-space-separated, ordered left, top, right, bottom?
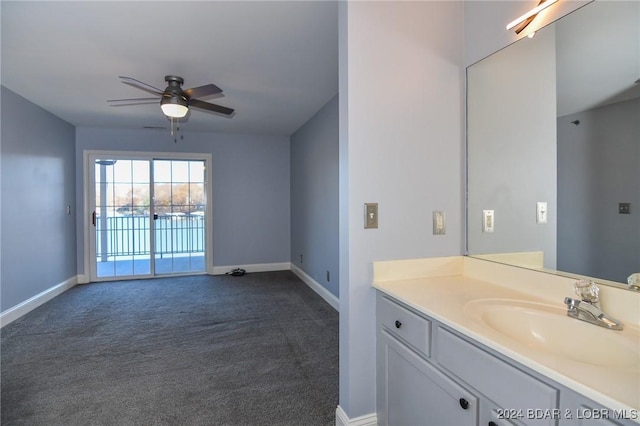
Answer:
95, 214, 205, 260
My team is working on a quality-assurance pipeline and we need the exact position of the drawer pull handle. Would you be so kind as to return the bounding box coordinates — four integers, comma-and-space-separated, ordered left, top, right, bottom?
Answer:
459, 398, 469, 410
395, 320, 402, 329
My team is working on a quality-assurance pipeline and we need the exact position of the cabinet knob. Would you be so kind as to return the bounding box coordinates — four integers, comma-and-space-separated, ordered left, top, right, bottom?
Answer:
459, 398, 469, 410
395, 320, 402, 329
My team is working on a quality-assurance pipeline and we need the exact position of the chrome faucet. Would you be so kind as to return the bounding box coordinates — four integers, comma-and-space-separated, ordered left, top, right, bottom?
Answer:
564, 280, 623, 330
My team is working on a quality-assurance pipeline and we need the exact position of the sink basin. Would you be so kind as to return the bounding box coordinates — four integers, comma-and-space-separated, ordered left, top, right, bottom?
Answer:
463, 299, 640, 370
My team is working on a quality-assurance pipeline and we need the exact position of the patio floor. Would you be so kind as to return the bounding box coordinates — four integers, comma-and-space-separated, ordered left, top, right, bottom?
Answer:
96, 254, 205, 278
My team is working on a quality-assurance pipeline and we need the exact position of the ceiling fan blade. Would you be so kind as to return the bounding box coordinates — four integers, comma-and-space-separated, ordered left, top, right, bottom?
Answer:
108, 101, 159, 107
107, 97, 159, 103
189, 99, 234, 115
119, 76, 164, 96
184, 84, 223, 99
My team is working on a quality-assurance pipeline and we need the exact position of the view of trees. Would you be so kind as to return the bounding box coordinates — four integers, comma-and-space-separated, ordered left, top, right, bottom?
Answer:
153, 183, 205, 215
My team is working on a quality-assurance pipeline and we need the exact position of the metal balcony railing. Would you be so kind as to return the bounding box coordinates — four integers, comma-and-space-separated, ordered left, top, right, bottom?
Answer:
95, 214, 205, 260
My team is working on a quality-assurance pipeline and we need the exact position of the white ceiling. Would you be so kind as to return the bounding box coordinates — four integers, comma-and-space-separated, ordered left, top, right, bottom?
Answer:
1, 1, 339, 136
3, 1, 637, 136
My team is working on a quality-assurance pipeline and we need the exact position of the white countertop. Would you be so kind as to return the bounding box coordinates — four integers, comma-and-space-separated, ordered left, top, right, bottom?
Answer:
373, 257, 640, 419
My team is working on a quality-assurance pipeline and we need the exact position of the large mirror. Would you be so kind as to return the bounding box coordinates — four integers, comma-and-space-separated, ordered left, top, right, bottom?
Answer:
467, 0, 639, 288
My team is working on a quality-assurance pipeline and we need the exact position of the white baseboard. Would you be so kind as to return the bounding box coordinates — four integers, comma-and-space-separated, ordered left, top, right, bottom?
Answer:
290, 264, 339, 311
336, 406, 378, 426
211, 262, 291, 276
76, 273, 90, 284
1, 275, 78, 328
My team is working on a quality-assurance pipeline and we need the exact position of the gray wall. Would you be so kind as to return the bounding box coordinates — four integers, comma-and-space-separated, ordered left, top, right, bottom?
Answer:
290, 95, 339, 297
1, 86, 77, 312
558, 98, 640, 283
339, 1, 464, 418
75, 127, 291, 276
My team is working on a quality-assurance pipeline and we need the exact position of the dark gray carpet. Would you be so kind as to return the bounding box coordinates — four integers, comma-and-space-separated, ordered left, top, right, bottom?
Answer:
1, 271, 338, 425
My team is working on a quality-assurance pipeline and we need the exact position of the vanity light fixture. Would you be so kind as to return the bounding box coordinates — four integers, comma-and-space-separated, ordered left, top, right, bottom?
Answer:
506, 0, 558, 35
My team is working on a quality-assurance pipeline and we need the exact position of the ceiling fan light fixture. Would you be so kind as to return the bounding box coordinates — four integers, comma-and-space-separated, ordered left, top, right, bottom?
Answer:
111, 75, 233, 118
160, 96, 188, 118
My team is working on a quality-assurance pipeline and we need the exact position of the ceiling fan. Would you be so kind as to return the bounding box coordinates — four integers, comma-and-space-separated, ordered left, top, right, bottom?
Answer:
107, 75, 234, 118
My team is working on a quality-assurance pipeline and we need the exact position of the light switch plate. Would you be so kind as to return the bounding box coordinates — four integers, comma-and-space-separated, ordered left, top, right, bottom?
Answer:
536, 202, 548, 224
365, 203, 378, 229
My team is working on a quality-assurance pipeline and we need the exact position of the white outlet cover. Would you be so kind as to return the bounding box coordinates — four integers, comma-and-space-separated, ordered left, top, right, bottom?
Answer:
433, 211, 446, 235
482, 210, 494, 233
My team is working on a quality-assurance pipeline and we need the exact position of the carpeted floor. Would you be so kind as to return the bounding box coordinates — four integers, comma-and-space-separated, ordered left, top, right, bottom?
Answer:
1, 271, 339, 426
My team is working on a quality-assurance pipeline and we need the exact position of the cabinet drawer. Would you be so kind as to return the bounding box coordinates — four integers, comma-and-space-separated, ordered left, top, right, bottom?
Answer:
436, 327, 558, 426
559, 388, 637, 426
378, 296, 431, 357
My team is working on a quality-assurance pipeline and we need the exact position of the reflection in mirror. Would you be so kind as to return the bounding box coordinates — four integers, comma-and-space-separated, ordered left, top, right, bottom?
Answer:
467, 1, 639, 288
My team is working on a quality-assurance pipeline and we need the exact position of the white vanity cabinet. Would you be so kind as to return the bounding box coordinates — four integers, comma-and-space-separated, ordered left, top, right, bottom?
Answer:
377, 296, 478, 425
379, 330, 479, 425
376, 292, 636, 426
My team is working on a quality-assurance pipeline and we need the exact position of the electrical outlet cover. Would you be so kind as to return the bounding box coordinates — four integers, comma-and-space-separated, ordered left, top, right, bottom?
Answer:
482, 210, 494, 233
433, 211, 446, 235
619, 203, 631, 214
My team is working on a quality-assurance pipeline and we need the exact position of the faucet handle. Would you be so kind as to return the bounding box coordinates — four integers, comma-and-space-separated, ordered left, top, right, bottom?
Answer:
628, 273, 640, 291
574, 280, 599, 304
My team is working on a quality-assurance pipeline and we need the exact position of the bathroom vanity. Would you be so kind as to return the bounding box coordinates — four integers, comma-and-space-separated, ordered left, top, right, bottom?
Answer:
374, 257, 640, 426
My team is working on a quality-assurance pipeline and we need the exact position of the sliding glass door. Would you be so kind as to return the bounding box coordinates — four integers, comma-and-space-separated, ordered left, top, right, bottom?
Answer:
89, 153, 210, 281
93, 158, 152, 278
153, 160, 206, 274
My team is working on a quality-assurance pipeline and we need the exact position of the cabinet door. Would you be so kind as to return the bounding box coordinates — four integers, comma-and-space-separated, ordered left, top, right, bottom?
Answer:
379, 331, 478, 426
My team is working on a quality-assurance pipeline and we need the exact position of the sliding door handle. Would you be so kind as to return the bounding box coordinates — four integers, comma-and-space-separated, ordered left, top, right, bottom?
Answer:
92, 211, 96, 227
